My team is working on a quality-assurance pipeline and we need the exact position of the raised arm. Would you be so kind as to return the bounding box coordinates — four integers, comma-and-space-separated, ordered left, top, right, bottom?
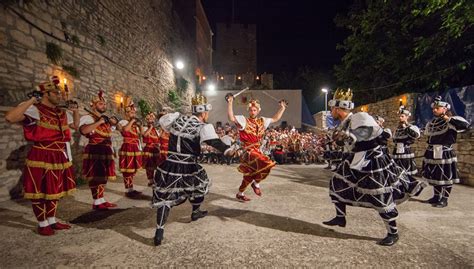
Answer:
80, 116, 106, 135
123, 118, 135, 132
448, 116, 470, 132
68, 107, 80, 131
5, 97, 37, 123
271, 100, 287, 123
405, 125, 420, 139
142, 125, 154, 136
227, 95, 237, 123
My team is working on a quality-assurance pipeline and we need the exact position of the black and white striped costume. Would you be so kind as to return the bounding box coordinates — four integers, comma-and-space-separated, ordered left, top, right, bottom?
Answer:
323, 131, 344, 168
422, 116, 469, 201
152, 113, 232, 230
392, 124, 420, 176
328, 112, 425, 238
378, 128, 392, 155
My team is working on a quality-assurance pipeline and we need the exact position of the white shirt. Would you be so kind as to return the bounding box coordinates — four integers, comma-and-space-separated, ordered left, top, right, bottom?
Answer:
24, 104, 73, 124
234, 115, 272, 130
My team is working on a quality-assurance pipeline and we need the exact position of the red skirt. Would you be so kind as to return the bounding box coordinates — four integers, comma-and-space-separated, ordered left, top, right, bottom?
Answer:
119, 142, 142, 174
238, 148, 276, 181
82, 143, 116, 187
23, 142, 76, 200
143, 143, 160, 169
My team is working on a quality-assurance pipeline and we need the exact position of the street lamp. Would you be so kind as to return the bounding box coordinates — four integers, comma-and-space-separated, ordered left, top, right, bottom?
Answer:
175, 60, 185, 70
321, 88, 328, 113
207, 83, 216, 92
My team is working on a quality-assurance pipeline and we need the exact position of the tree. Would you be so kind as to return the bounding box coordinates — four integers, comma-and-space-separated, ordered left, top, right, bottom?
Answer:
334, 0, 474, 105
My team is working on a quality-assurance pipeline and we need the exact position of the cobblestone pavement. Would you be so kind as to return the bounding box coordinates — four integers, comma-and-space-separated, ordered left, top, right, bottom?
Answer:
0, 164, 473, 268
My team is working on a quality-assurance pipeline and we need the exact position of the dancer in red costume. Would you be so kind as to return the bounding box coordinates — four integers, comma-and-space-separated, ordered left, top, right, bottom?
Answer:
5, 76, 79, 236
117, 99, 143, 197
142, 112, 161, 187
227, 95, 287, 201
79, 91, 118, 210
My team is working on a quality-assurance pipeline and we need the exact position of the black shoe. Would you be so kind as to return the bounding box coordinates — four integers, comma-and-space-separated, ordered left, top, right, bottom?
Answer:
432, 199, 448, 208
154, 228, 164, 246
377, 233, 399, 246
322, 217, 346, 227
425, 196, 440, 204
191, 209, 208, 221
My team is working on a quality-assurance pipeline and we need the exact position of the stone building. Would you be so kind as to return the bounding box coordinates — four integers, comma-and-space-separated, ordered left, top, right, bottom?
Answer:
213, 23, 257, 75
0, 0, 212, 201
207, 22, 272, 90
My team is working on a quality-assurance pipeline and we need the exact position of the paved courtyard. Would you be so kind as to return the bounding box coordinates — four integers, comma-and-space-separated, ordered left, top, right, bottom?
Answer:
0, 164, 473, 267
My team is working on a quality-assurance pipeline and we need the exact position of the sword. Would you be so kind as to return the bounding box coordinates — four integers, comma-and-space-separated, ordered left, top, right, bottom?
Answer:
225, 87, 250, 102
261, 90, 289, 106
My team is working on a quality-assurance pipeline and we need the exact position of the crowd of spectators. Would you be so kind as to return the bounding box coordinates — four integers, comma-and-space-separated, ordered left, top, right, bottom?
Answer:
199, 123, 327, 165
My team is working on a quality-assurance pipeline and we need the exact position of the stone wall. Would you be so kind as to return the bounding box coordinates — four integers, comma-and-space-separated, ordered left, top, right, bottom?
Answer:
213, 23, 257, 75
354, 93, 473, 186
354, 93, 416, 132
0, 0, 202, 201
0, 0, 197, 111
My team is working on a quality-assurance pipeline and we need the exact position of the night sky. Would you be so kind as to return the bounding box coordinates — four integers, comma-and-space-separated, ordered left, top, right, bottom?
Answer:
201, 0, 352, 74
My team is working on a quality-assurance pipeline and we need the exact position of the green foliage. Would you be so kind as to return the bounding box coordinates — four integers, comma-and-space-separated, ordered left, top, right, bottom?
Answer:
62, 64, 80, 78
176, 77, 189, 93
334, 0, 474, 105
96, 34, 106, 46
168, 90, 182, 109
46, 42, 62, 64
138, 99, 152, 118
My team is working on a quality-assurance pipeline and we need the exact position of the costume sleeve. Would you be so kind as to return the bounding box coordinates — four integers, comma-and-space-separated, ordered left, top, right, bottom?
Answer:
234, 115, 246, 130
199, 123, 231, 153
199, 123, 219, 143
203, 138, 230, 153
449, 116, 470, 132
24, 104, 39, 120
118, 119, 129, 127
66, 111, 74, 124
263, 117, 272, 129
405, 125, 420, 138
79, 115, 95, 127
381, 128, 392, 139
159, 112, 180, 132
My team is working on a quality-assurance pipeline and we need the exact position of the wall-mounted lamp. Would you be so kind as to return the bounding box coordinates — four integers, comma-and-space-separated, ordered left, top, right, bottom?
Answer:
207, 83, 216, 91
175, 60, 184, 70
63, 78, 68, 93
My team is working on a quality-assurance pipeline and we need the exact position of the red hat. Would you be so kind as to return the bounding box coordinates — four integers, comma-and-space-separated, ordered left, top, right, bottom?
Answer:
90, 90, 106, 107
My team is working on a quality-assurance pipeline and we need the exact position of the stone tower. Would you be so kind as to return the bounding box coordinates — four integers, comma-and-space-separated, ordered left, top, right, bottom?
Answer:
213, 23, 257, 75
